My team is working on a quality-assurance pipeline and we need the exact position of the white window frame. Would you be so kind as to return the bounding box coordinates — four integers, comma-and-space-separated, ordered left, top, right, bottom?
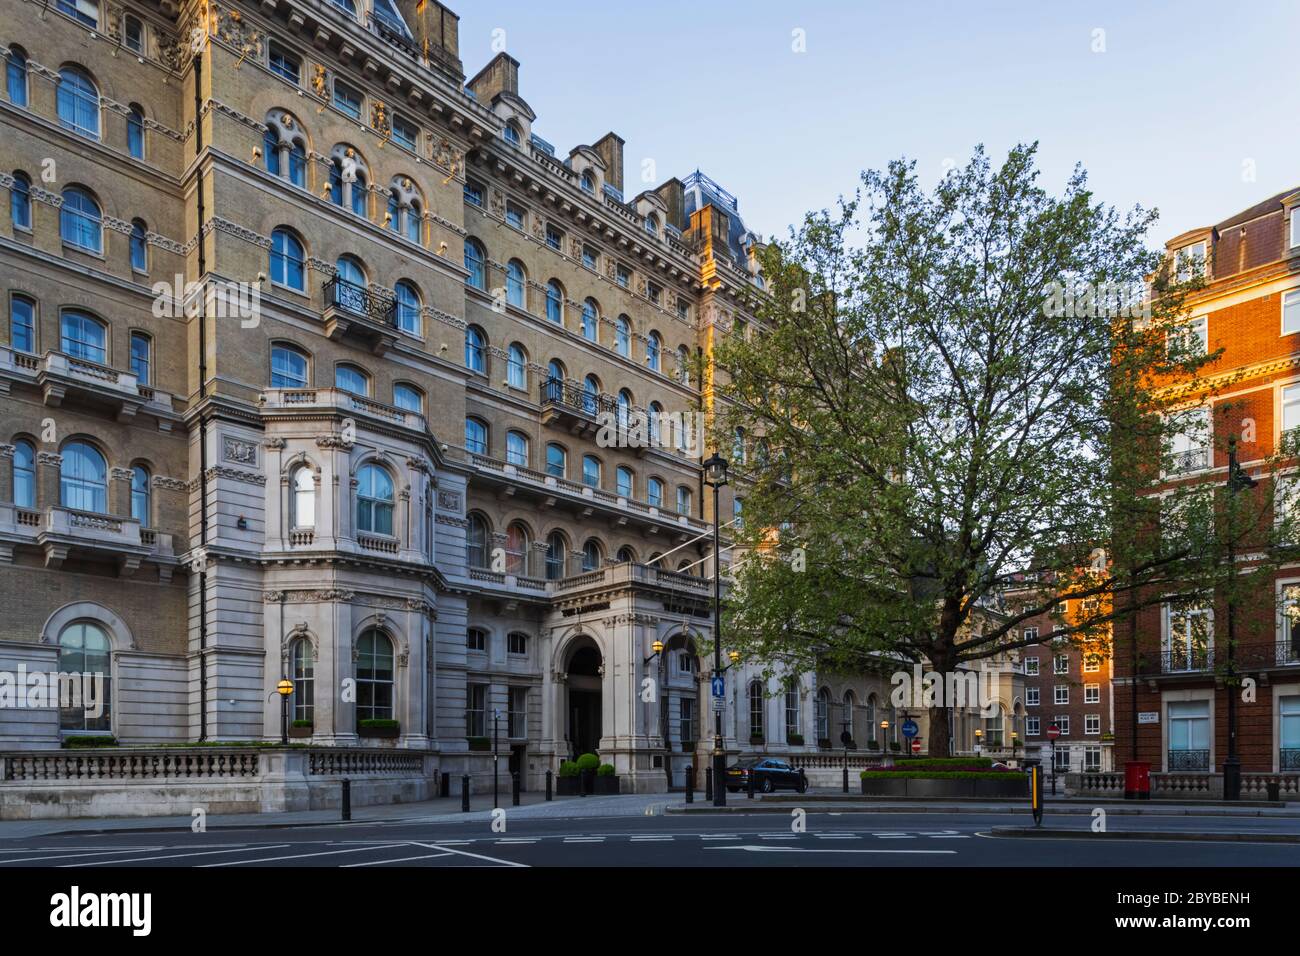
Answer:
1174, 240, 1207, 282
1054, 654, 1069, 675
1053, 685, 1069, 705
1025, 687, 1040, 707
1023, 657, 1039, 676
1025, 716, 1041, 737
1084, 682, 1100, 704
1085, 713, 1101, 735
1285, 289, 1300, 337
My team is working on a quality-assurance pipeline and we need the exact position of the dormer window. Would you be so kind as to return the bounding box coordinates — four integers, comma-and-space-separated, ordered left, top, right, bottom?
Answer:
503, 122, 521, 146
581, 171, 595, 195
1291, 208, 1300, 250
1174, 241, 1207, 283
644, 213, 658, 237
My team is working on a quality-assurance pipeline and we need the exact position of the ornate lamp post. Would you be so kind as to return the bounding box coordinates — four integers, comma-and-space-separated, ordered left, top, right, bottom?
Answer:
703, 451, 730, 807
276, 678, 294, 745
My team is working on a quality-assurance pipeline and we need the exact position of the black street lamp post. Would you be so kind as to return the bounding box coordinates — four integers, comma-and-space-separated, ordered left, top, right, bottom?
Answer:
1223, 436, 1256, 802
703, 452, 730, 808
276, 678, 293, 745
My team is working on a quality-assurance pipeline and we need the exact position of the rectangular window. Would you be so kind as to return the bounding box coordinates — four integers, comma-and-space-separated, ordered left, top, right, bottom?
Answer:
545, 224, 563, 250
676, 486, 691, 516
1054, 685, 1069, 705
1083, 656, 1100, 673
581, 246, 597, 270
505, 201, 524, 230
466, 684, 487, 737
1174, 240, 1207, 282
1168, 700, 1210, 770
1292, 212, 1300, 250
680, 697, 696, 744
466, 628, 486, 652
646, 281, 662, 304
57, 0, 99, 27
464, 179, 484, 207
1053, 746, 1071, 771
1026, 687, 1039, 706
332, 80, 363, 120
1168, 316, 1207, 357
508, 687, 527, 738
1084, 746, 1102, 772
10, 297, 35, 353
507, 632, 527, 656
130, 332, 150, 384
1054, 654, 1069, 675
1055, 715, 1070, 736
1022, 626, 1039, 643
1084, 682, 1100, 704
269, 42, 301, 84
1285, 289, 1300, 337
1283, 383, 1300, 435
391, 114, 418, 151
1024, 657, 1039, 676
616, 264, 630, 288
1025, 716, 1041, 736
676, 299, 689, 320
1280, 695, 1300, 770
1085, 714, 1101, 735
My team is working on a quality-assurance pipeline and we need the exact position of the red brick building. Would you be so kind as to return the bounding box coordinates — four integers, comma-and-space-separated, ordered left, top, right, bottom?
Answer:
1112, 187, 1300, 794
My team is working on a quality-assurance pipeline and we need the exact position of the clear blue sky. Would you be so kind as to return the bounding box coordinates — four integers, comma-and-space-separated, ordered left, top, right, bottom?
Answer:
453, 1, 1299, 247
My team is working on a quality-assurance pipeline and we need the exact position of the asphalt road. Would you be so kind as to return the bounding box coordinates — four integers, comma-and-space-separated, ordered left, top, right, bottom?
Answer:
2, 810, 1298, 867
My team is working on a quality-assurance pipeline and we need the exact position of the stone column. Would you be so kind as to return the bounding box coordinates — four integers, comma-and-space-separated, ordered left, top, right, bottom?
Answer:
0, 444, 14, 503
37, 452, 61, 510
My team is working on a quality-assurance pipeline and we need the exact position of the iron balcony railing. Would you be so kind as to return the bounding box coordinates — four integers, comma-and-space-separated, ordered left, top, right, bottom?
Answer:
324, 278, 396, 327
1162, 643, 1214, 673
1167, 447, 1211, 474
542, 376, 617, 418
1142, 641, 1300, 676
1281, 749, 1300, 771
1167, 749, 1210, 771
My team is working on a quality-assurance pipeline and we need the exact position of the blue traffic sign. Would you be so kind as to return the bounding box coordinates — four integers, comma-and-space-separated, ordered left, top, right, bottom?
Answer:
711, 675, 725, 699
901, 719, 919, 739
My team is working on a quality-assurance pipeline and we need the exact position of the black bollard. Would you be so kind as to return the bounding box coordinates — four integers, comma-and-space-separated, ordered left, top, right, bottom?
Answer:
747, 767, 755, 800
512, 771, 520, 806
341, 778, 351, 821
842, 764, 849, 793
545, 769, 553, 801
461, 774, 470, 812
684, 765, 694, 803
705, 765, 713, 802
440, 770, 450, 798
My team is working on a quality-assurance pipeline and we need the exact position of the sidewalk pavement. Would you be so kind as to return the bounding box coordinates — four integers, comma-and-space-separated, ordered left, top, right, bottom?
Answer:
0, 791, 672, 840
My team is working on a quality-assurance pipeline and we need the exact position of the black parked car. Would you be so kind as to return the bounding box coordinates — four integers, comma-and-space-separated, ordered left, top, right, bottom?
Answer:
725, 758, 808, 794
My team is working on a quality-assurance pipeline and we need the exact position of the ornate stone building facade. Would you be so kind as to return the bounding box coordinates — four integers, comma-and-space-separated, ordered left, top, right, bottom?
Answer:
0, 0, 818, 799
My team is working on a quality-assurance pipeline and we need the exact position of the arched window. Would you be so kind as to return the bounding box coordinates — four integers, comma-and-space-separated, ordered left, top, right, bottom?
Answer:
506, 259, 526, 308
393, 383, 423, 413
676, 345, 691, 384
270, 228, 305, 291
646, 331, 662, 372
466, 513, 488, 567
733, 496, 744, 530
329, 151, 369, 215
733, 427, 747, 464
506, 430, 528, 467
60, 187, 102, 253
864, 694, 875, 742
6, 46, 28, 107
582, 454, 600, 488
644, 213, 658, 237
507, 343, 526, 390
546, 280, 563, 323
676, 485, 692, 516
616, 389, 631, 429
616, 466, 633, 498
270, 344, 308, 388
464, 238, 486, 290
124, 15, 144, 54
292, 466, 315, 528
405, 198, 422, 242
465, 417, 488, 455
355, 629, 394, 723
648, 402, 663, 446
464, 326, 487, 374
581, 538, 603, 572
57, 67, 100, 140
615, 315, 631, 357
10, 295, 35, 354
127, 104, 145, 158
60, 440, 107, 512
58, 622, 112, 732
13, 439, 35, 508
580, 171, 595, 194
287, 140, 306, 187
749, 681, 765, 740
130, 464, 150, 524
547, 358, 566, 383
647, 476, 664, 509
10, 171, 31, 229
60, 310, 106, 363
290, 638, 314, 724
545, 531, 568, 579
503, 121, 521, 146
335, 363, 369, 396
545, 442, 566, 478
581, 299, 598, 341
129, 218, 147, 272
333, 256, 366, 311
505, 522, 530, 575
394, 280, 421, 334
264, 128, 281, 176
355, 463, 394, 535
582, 374, 600, 415
785, 680, 801, 737
815, 688, 830, 742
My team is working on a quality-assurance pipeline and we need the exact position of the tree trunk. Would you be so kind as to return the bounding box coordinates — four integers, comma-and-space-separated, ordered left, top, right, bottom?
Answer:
927, 700, 951, 757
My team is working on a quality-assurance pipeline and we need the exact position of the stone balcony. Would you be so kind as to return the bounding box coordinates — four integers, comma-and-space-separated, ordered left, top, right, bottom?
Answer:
0, 503, 176, 577
321, 278, 399, 356
0, 348, 178, 428
259, 387, 428, 434
464, 560, 716, 607
467, 451, 709, 542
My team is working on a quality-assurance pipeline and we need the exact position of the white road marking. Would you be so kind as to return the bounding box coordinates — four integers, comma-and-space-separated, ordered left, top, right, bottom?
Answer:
406, 841, 529, 868
630, 836, 673, 842
563, 837, 604, 843
65, 844, 292, 867
342, 852, 454, 867
698, 835, 740, 840
758, 833, 797, 840
201, 845, 392, 867
0, 847, 170, 865
708, 845, 957, 855
495, 839, 538, 845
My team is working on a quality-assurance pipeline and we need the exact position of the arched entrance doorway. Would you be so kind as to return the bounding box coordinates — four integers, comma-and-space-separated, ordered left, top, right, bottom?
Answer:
661, 633, 702, 790
566, 640, 603, 759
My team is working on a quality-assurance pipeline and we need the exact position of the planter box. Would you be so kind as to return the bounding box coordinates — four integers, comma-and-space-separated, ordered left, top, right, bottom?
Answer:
556, 776, 581, 795
749, 737, 764, 746
466, 737, 490, 752
288, 726, 313, 739
860, 775, 1028, 799
358, 725, 399, 739
786, 736, 804, 746
593, 775, 621, 795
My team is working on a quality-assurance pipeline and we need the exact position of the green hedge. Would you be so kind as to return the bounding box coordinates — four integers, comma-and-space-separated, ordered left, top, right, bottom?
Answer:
291, 719, 313, 728
558, 760, 580, 778
861, 769, 1024, 780
889, 757, 993, 769
359, 718, 399, 731
597, 763, 616, 777
576, 752, 600, 772
62, 736, 117, 748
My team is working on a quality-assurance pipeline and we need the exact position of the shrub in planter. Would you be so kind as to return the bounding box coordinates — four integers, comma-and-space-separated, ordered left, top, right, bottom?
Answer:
681, 740, 696, 752
867, 739, 879, 751
597, 763, 616, 777
889, 741, 901, 752
358, 718, 399, 738
786, 733, 805, 746
817, 738, 832, 750
467, 736, 490, 752
749, 735, 764, 745
576, 752, 601, 773
558, 761, 580, 778
62, 735, 117, 748
289, 719, 313, 738
556, 761, 582, 795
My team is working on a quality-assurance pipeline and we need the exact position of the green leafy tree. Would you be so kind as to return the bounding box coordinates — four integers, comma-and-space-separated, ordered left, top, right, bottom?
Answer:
712, 143, 1291, 757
